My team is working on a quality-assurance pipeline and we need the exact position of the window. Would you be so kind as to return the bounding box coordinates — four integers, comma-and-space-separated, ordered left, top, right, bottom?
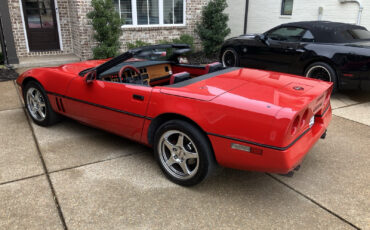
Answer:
137, 0, 159, 25
163, 0, 184, 24
114, 0, 185, 27
343, 29, 370, 40
267, 27, 305, 42
301, 30, 315, 42
114, 0, 133, 25
281, 0, 293, 16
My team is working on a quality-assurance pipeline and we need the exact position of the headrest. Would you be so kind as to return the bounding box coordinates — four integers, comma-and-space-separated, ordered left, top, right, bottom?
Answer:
206, 62, 224, 73
170, 72, 191, 84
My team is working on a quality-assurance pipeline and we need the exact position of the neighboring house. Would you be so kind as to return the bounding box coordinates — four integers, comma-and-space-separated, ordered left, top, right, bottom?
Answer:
226, 0, 370, 37
0, 0, 210, 66
246, 0, 370, 34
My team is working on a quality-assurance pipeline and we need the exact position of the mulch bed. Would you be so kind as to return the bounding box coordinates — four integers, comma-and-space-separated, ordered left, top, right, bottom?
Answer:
186, 52, 219, 65
0, 67, 19, 82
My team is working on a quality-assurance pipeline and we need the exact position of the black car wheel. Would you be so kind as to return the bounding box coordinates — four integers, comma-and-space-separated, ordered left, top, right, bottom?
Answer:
154, 120, 216, 186
23, 81, 60, 126
304, 62, 338, 92
222, 48, 239, 67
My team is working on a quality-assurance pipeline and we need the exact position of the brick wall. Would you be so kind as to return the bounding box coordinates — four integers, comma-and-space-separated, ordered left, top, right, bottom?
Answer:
8, 0, 73, 58
72, 0, 209, 59
7, 0, 209, 60
121, 0, 209, 52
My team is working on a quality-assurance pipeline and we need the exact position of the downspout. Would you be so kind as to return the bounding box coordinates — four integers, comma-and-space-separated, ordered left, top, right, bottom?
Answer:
243, 0, 249, 34
357, 2, 364, 25
0, 16, 8, 65
338, 0, 363, 25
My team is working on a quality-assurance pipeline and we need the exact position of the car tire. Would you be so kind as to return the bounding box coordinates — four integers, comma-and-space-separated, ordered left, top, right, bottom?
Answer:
154, 120, 216, 186
304, 62, 338, 93
23, 81, 60, 126
221, 48, 239, 67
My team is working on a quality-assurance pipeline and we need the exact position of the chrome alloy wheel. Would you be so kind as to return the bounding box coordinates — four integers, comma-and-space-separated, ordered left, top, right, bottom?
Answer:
158, 130, 199, 180
26, 87, 46, 122
222, 50, 237, 67
305, 65, 332, 82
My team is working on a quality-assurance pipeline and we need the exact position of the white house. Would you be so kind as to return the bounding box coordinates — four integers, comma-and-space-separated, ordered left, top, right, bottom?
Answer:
226, 0, 370, 37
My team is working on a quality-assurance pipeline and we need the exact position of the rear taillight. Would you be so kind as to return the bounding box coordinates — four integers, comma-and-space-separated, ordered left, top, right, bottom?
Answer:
300, 109, 309, 127
291, 115, 300, 135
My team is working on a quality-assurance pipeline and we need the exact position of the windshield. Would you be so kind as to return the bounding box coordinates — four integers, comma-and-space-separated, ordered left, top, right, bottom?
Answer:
79, 44, 191, 76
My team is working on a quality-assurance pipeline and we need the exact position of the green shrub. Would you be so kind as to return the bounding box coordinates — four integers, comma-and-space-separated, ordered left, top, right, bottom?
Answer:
87, 0, 123, 59
158, 39, 171, 45
172, 34, 194, 51
195, 0, 230, 56
126, 34, 194, 51
126, 40, 152, 49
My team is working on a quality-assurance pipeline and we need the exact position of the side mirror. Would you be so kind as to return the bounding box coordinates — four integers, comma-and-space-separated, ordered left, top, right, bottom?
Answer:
84, 70, 97, 84
256, 34, 270, 46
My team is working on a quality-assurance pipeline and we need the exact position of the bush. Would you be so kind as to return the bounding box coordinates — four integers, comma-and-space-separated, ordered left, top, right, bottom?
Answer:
172, 34, 195, 51
126, 40, 152, 49
127, 34, 194, 51
87, 0, 123, 59
195, 0, 230, 56
158, 39, 171, 45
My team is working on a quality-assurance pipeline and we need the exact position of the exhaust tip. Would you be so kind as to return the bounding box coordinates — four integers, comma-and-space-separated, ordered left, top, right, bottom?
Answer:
321, 130, 327, 139
279, 171, 295, 177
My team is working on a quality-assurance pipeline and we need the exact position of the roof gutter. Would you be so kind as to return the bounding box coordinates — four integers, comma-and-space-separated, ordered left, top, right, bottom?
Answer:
338, 0, 364, 25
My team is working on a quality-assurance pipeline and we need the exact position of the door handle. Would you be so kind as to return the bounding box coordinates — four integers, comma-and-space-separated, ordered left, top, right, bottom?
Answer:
133, 94, 144, 101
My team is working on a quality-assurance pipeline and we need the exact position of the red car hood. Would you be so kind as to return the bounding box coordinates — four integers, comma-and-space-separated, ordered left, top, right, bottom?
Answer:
160, 68, 332, 108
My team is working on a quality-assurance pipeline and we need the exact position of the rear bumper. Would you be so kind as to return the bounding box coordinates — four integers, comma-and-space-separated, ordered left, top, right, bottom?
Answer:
339, 74, 370, 90
209, 105, 332, 174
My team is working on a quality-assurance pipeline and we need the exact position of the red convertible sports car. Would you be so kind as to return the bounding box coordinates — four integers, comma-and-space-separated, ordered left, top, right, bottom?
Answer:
17, 44, 332, 186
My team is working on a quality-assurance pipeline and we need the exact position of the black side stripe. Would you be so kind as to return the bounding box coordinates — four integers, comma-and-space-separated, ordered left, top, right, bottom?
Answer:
46, 91, 153, 120
208, 128, 311, 151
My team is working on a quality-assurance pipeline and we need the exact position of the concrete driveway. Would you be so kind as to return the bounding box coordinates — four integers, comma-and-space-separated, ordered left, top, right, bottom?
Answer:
0, 80, 369, 230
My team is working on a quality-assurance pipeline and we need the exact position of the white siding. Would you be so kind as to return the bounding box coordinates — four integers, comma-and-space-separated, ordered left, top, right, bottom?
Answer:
225, 0, 246, 37
246, 0, 369, 34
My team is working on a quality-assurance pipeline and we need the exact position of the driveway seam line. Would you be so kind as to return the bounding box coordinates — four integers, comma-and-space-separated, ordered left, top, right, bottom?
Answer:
332, 114, 370, 127
332, 102, 365, 111
0, 107, 23, 112
266, 173, 360, 230
22, 107, 68, 230
48, 151, 144, 174
0, 173, 45, 187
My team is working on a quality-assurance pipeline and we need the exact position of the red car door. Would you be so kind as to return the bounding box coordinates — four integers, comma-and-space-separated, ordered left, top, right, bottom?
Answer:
64, 77, 152, 142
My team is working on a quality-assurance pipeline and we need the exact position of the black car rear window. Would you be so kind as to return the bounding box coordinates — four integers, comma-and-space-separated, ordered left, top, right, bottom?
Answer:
341, 29, 370, 40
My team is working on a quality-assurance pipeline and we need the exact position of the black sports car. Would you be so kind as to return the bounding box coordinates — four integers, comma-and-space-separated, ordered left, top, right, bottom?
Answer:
220, 21, 370, 91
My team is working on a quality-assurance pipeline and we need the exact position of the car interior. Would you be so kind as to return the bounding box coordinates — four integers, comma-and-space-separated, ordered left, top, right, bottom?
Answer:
98, 60, 224, 87
94, 46, 225, 87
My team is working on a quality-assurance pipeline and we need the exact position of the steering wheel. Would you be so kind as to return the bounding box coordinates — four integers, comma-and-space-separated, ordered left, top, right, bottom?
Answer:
118, 65, 142, 84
